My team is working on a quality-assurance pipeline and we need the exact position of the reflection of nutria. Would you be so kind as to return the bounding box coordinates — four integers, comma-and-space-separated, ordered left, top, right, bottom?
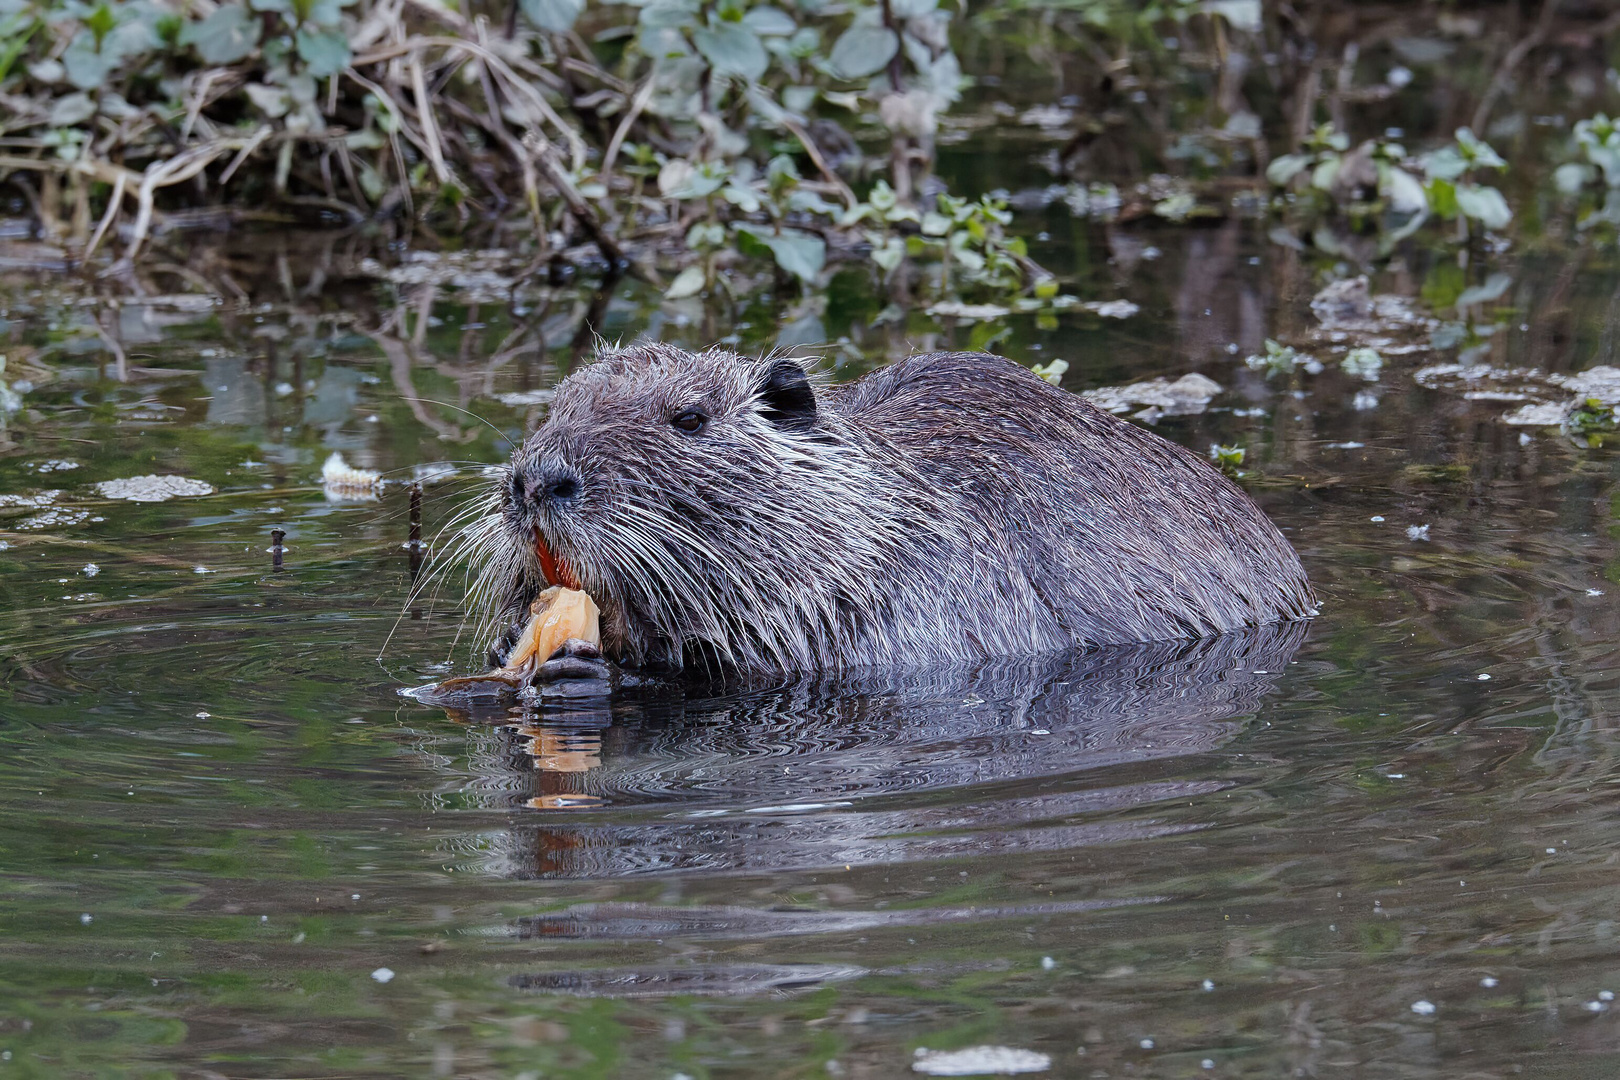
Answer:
464, 346, 1314, 675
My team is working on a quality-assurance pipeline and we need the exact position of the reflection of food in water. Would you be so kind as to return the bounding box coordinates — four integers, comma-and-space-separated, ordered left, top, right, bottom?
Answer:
515, 724, 604, 810
430, 622, 1310, 879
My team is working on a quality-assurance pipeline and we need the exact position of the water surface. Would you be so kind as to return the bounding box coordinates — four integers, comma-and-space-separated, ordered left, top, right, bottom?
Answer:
6, 172, 1620, 1080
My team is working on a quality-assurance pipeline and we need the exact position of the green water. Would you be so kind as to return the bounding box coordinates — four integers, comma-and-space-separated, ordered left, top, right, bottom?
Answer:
3, 224, 1620, 1079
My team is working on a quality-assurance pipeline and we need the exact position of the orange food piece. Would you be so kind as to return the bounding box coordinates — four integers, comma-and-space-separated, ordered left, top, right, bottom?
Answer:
498, 587, 601, 675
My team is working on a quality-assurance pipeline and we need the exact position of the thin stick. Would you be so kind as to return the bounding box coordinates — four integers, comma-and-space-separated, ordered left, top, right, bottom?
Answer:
82, 169, 125, 262
599, 77, 655, 185
780, 116, 857, 209
409, 54, 453, 185
526, 133, 662, 287
1471, 0, 1560, 134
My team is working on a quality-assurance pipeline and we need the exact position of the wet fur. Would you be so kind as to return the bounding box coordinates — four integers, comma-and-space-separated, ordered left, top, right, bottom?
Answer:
463, 344, 1315, 676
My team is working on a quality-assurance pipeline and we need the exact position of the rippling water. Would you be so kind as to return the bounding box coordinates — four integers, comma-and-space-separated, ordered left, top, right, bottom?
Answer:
5, 216, 1620, 1078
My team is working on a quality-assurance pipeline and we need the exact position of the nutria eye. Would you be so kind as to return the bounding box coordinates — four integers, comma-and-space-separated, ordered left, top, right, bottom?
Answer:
671, 409, 708, 434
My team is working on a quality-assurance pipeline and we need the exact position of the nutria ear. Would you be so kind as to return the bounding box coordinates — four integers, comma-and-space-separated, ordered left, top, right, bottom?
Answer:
757, 358, 817, 433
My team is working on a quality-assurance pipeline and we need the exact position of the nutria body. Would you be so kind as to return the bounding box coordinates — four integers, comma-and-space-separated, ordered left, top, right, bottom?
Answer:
468, 345, 1314, 676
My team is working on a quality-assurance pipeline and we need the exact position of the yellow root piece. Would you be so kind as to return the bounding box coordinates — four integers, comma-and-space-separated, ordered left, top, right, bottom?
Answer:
498, 587, 602, 677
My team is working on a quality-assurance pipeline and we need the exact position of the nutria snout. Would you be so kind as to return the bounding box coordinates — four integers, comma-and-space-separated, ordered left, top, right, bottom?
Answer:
462, 344, 1315, 675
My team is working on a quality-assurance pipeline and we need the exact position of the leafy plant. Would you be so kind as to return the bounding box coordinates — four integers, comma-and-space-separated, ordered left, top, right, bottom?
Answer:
1245, 339, 1321, 378
1419, 127, 1512, 234
1566, 398, 1620, 447
1267, 124, 1512, 251
1209, 443, 1246, 477
1341, 347, 1383, 381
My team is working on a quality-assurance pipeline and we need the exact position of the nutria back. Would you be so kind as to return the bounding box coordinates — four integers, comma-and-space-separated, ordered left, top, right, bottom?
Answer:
473, 344, 1314, 675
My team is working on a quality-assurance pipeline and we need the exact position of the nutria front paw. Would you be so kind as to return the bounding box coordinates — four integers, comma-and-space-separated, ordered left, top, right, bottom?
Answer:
532, 638, 612, 682
486, 618, 527, 668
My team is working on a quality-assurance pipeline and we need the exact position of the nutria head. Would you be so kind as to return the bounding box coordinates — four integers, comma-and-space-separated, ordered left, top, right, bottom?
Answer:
464, 341, 906, 675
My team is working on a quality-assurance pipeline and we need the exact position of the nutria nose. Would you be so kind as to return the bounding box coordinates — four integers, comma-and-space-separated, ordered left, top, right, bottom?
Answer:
521, 465, 580, 506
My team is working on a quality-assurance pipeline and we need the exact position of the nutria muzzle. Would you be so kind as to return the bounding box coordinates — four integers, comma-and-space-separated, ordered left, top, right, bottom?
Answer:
461, 345, 1316, 678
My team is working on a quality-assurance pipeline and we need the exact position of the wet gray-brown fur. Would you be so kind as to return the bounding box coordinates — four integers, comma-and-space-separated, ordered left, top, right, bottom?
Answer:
464, 344, 1315, 676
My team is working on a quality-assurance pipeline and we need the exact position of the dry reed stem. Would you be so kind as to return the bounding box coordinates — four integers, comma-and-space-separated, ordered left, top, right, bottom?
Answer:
351, 35, 588, 173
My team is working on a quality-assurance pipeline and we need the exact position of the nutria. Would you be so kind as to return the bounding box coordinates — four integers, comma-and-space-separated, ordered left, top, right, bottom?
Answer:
460, 344, 1314, 678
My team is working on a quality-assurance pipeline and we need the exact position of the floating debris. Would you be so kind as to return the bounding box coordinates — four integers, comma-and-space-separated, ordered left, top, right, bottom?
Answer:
926, 301, 1011, 321
1310, 277, 1437, 337
1341, 348, 1384, 381
412, 462, 461, 485
321, 453, 382, 497
0, 490, 62, 509
1083, 299, 1140, 319
1411, 1000, 1436, 1016
1418, 363, 1620, 430
357, 251, 525, 302
913, 1046, 1051, 1076
495, 389, 556, 407
371, 967, 395, 983
1019, 105, 1074, 130
95, 475, 215, 503
82, 563, 98, 576
1407, 524, 1431, 541
25, 459, 80, 473
20, 507, 89, 530
1084, 373, 1222, 422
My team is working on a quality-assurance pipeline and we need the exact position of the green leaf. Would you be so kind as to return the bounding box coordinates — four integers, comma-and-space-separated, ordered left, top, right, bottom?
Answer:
180, 4, 261, 65
245, 81, 291, 118
742, 7, 795, 35
658, 159, 727, 199
664, 265, 706, 300
1309, 155, 1341, 191
1204, 0, 1260, 33
48, 91, 97, 127
828, 25, 897, 79
1454, 127, 1506, 169
782, 84, 816, 113
737, 225, 824, 282
1421, 145, 1468, 182
1454, 183, 1511, 230
1424, 176, 1458, 218
639, 0, 698, 30
1381, 165, 1428, 216
84, 2, 115, 46
1455, 271, 1513, 309
1265, 153, 1312, 187
693, 21, 767, 80
1555, 162, 1596, 194
520, 0, 584, 33
764, 229, 825, 282
721, 184, 761, 213
295, 26, 349, 76
61, 34, 118, 90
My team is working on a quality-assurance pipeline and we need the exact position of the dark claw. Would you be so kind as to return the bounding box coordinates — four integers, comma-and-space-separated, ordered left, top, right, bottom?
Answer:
487, 618, 527, 668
